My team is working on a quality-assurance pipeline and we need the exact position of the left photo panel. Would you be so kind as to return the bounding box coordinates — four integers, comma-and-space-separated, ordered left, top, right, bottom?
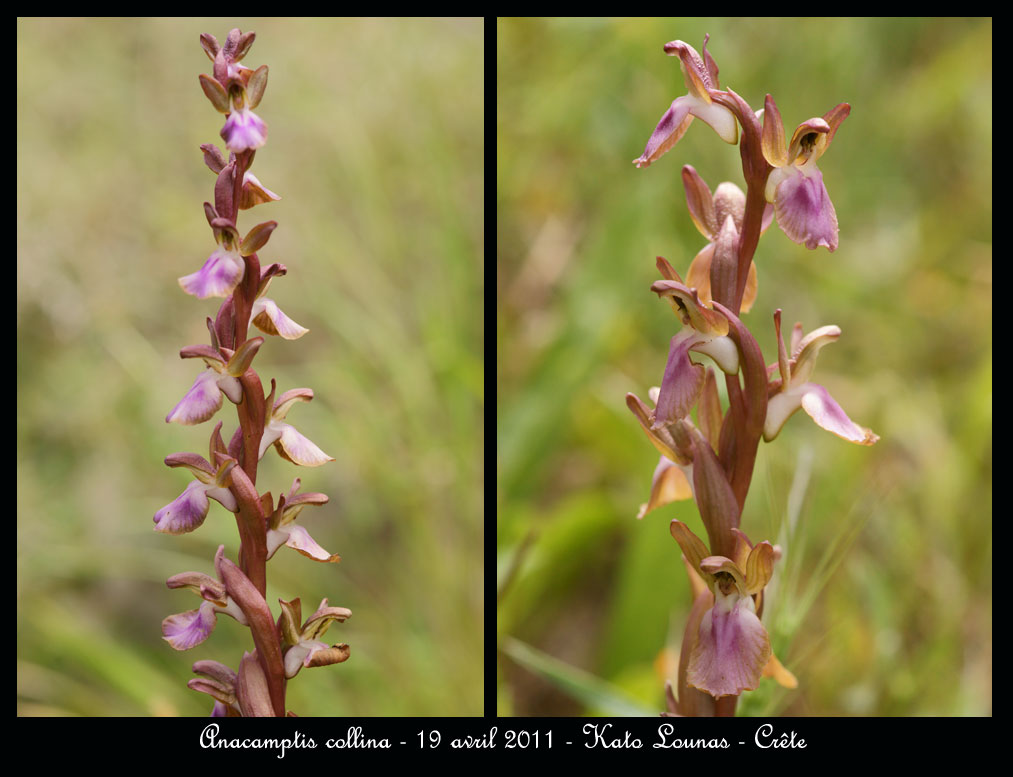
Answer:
17, 17, 485, 717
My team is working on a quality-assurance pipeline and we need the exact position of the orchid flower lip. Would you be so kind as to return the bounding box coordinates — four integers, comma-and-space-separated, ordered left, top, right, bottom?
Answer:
221, 107, 267, 153
179, 244, 245, 300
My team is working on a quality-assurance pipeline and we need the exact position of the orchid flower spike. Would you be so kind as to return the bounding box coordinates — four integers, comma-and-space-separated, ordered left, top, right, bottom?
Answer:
633, 36, 738, 168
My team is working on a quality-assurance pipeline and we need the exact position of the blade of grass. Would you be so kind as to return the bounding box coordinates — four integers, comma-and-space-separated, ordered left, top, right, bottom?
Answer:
501, 636, 655, 717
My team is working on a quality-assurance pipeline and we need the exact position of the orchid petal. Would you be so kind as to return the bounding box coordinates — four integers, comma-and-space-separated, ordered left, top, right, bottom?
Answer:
651, 280, 729, 335
216, 374, 243, 404
743, 541, 775, 595
220, 108, 267, 153
762, 652, 799, 689
760, 94, 788, 167
682, 165, 716, 238
790, 324, 840, 385
693, 334, 739, 376
162, 601, 218, 651
258, 424, 283, 460
764, 384, 804, 442
654, 332, 705, 427
691, 100, 738, 145
251, 297, 309, 339
167, 370, 224, 425
765, 381, 878, 445
787, 118, 831, 166
687, 590, 771, 698
205, 485, 238, 513
273, 422, 334, 467
179, 246, 245, 299
154, 481, 210, 534
165, 570, 226, 603
273, 388, 315, 421
283, 640, 327, 678
634, 97, 694, 168
625, 392, 690, 465
698, 556, 747, 592
304, 643, 351, 669
767, 165, 839, 252
799, 383, 879, 445
279, 525, 340, 563
240, 171, 281, 209
301, 602, 352, 640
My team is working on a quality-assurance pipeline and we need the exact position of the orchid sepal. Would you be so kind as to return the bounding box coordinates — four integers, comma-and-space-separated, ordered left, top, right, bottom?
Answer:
625, 390, 693, 466
636, 455, 694, 519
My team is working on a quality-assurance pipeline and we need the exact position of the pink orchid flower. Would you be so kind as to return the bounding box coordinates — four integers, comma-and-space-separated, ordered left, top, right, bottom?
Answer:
633, 37, 738, 169
761, 95, 850, 252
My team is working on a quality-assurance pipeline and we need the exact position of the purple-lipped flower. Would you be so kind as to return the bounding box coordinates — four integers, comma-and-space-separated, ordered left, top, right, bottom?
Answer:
764, 311, 879, 446
221, 107, 268, 153
670, 521, 782, 699
166, 338, 263, 425
179, 243, 244, 300
650, 272, 739, 428
761, 95, 850, 252
179, 215, 277, 301
162, 546, 249, 651
216, 61, 269, 154
633, 37, 738, 169
154, 453, 238, 534
179, 215, 246, 300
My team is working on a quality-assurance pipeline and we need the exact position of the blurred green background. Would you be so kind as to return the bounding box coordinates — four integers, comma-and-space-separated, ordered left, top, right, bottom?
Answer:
497, 18, 991, 716
17, 18, 483, 716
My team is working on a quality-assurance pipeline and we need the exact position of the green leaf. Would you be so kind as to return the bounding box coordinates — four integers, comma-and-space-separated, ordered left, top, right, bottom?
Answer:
501, 637, 655, 717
